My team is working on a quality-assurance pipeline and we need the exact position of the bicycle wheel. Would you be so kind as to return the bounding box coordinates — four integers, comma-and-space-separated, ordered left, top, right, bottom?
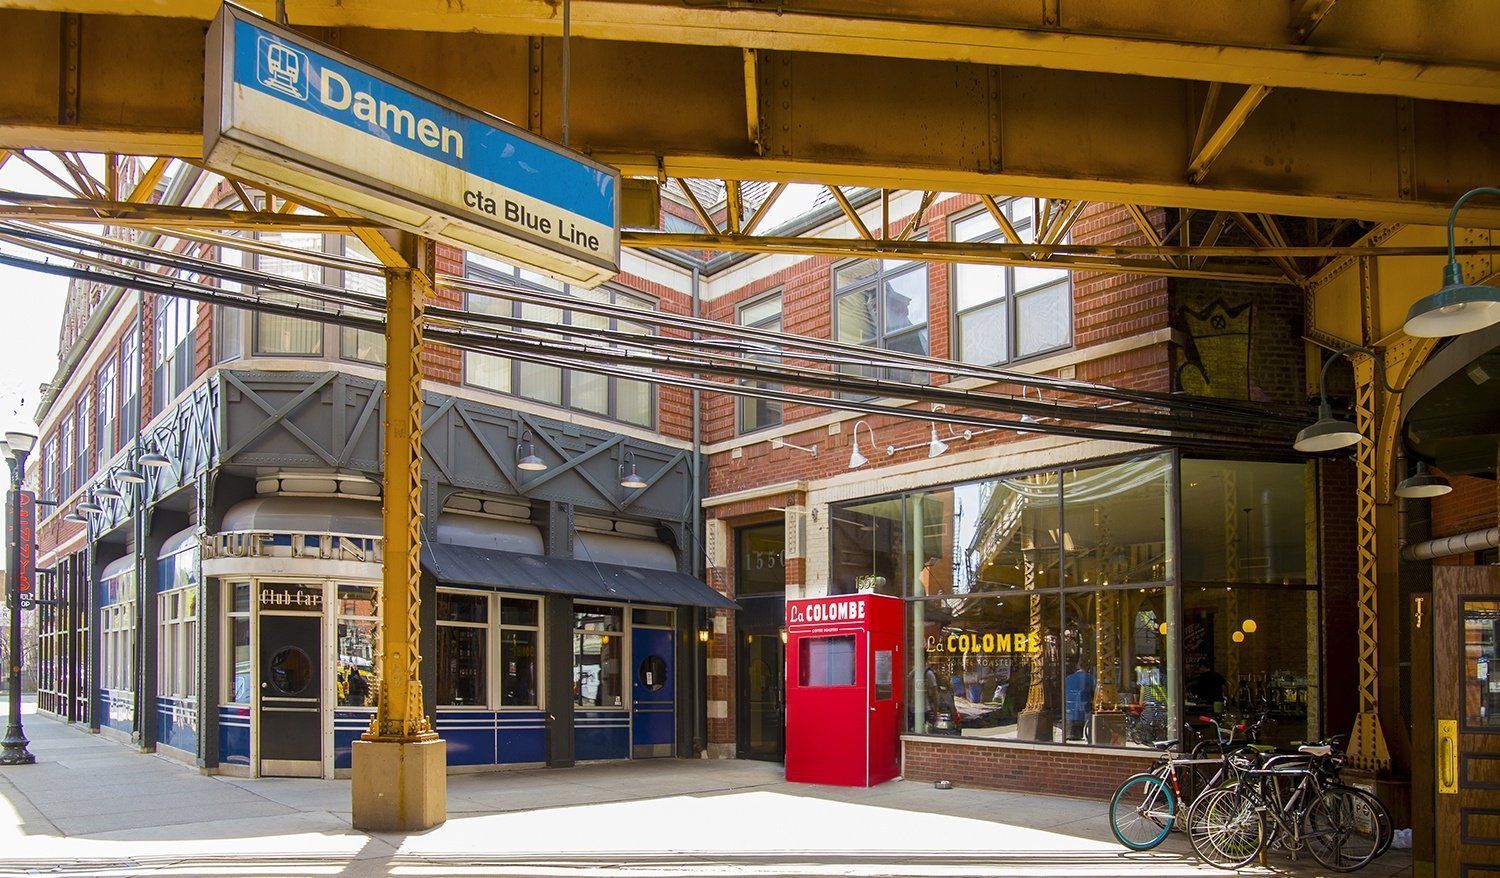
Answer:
1328, 784, 1393, 858
1304, 787, 1381, 872
1110, 773, 1177, 850
1188, 787, 1264, 869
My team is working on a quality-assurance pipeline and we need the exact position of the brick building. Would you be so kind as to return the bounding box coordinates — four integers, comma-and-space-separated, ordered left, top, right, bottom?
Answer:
29, 168, 1374, 799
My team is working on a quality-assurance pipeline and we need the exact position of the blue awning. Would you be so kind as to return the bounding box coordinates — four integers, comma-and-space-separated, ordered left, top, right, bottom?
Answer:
421, 541, 737, 610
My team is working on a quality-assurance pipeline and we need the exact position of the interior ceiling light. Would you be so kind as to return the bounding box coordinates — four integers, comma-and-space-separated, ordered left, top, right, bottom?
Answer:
1395, 461, 1453, 499
1404, 187, 1500, 337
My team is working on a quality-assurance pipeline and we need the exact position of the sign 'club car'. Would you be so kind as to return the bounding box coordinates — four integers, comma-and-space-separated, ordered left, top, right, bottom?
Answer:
204, 4, 620, 287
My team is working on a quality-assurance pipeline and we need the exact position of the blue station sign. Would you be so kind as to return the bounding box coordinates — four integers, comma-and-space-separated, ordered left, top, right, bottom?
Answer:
204, 4, 620, 286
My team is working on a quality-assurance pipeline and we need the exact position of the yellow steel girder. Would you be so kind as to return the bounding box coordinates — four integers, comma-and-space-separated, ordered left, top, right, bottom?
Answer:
2, 0, 1499, 104
4, 10, 1500, 228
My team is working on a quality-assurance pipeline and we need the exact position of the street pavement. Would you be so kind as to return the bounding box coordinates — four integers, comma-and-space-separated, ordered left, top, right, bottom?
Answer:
0, 702, 1413, 877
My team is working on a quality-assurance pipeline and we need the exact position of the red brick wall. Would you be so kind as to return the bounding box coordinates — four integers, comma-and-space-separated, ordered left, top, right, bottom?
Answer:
1318, 459, 1360, 739
702, 199, 1174, 498
902, 738, 1156, 800
1431, 471, 1495, 539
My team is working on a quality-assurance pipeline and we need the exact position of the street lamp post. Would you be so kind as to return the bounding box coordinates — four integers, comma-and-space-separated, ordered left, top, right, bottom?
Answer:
0, 430, 37, 765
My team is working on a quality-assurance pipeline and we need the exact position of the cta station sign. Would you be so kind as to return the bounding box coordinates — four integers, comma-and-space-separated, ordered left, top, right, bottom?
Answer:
204, 5, 620, 286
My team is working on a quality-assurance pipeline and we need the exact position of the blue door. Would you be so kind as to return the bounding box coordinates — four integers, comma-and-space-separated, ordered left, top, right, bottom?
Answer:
631, 627, 675, 757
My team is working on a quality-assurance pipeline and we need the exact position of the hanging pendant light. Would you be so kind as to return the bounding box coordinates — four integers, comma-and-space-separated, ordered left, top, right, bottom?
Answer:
1404, 188, 1500, 337
1395, 461, 1453, 498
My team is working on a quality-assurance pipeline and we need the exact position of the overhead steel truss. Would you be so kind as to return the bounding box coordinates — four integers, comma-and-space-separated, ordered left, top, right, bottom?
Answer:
3, 4, 1500, 226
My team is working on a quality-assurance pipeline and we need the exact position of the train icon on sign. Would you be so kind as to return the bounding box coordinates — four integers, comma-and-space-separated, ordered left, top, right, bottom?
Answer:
257, 36, 309, 101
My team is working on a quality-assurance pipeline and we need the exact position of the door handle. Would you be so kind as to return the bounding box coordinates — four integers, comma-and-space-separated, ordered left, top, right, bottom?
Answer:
1438, 719, 1459, 795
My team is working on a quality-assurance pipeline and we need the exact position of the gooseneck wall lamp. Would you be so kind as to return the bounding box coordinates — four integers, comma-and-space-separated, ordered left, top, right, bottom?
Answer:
516, 429, 547, 472
619, 450, 648, 490
1294, 345, 1404, 453
1404, 187, 1500, 338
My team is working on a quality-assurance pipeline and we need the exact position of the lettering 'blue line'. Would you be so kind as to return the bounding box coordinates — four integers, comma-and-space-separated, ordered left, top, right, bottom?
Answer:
232, 20, 616, 228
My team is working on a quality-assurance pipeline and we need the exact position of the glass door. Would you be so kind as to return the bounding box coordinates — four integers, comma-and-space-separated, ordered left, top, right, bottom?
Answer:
740, 632, 785, 761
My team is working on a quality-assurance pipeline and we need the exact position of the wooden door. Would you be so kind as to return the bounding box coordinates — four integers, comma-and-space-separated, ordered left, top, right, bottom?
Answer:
1435, 566, 1500, 877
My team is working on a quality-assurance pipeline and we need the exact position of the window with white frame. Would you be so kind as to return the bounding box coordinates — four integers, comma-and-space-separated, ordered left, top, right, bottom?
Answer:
463, 254, 656, 427
337, 584, 380, 707
573, 604, 625, 708
154, 295, 197, 409
499, 596, 541, 707
436, 590, 488, 706
96, 359, 117, 459
100, 569, 136, 692
42, 439, 56, 503
950, 201, 1073, 365
74, 402, 89, 489
57, 417, 74, 500
338, 238, 387, 365
736, 292, 783, 434
225, 581, 252, 704
832, 256, 930, 387
253, 230, 326, 357
158, 586, 199, 699
157, 543, 200, 699
119, 328, 140, 441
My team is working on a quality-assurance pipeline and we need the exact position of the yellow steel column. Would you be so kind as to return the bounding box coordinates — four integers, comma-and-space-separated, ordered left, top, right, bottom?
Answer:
352, 232, 446, 831
1348, 355, 1391, 773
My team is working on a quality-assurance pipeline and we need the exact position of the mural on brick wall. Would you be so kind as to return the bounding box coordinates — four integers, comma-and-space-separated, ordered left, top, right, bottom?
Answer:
1176, 298, 1259, 401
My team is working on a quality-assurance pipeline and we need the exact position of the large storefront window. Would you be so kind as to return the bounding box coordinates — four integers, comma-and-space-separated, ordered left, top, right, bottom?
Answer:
835, 453, 1320, 750
437, 590, 488, 706
337, 585, 379, 707
100, 565, 136, 692
574, 604, 624, 708
157, 541, 201, 701
227, 582, 252, 704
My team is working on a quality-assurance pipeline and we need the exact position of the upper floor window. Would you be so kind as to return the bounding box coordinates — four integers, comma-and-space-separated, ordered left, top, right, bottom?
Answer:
253, 231, 326, 357
832, 257, 929, 386
96, 359, 117, 459
119, 328, 140, 442
464, 254, 656, 428
57, 417, 75, 500
154, 295, 196, 409
737, 292, 783, 434
42, 439, 57, 502
234, 229, 386, 365
74, 401, 89, 488
951, 201, 1072, 365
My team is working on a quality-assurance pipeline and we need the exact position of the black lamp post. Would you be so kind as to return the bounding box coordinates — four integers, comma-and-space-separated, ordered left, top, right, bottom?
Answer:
0, 430, 37, 765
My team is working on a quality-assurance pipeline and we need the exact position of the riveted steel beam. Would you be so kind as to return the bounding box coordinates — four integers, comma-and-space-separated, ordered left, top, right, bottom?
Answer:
3, 1, 1498, 104
5, 11, 1500, 227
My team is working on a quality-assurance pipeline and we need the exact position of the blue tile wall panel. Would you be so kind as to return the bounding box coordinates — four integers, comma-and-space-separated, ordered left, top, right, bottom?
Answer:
218, 705, 251, 766
156, 696, 198, 755
575, 710, 629, 761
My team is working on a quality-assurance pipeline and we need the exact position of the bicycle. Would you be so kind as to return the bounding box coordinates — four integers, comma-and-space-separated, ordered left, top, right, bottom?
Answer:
1187, 741, 1383, 872
1108, 716, 1253, 850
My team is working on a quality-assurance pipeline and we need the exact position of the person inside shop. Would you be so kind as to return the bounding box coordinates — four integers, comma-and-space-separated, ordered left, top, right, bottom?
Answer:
1064, 661, 1095, 741
1188, 659, 1228, 712
346, 667, 371, 706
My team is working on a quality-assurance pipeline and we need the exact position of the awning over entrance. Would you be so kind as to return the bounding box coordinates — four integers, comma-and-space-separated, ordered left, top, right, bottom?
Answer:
421, 541, 737, 610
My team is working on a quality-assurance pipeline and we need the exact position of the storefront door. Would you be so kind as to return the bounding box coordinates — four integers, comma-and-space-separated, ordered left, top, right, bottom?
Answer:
1435, 566, 1500, 875
740, 632, 785, 761
258, 613, 322, 777
631, 626, 675, 757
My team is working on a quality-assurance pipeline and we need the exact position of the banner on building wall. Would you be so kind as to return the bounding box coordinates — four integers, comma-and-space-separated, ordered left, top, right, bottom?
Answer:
13, 491, 35, 596
204, 4, 620, 287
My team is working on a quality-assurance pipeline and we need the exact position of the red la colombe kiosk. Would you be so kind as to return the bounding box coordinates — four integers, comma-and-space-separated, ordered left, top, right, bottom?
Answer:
785, 593, 904, 787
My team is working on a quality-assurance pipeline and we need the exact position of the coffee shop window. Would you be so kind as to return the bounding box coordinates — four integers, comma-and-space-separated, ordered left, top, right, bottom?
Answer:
829, 498, 906, 596
574, 604, 625, 708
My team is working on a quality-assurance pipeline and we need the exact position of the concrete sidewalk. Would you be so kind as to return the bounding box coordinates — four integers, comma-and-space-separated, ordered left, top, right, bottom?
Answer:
0, 704, 1413, 877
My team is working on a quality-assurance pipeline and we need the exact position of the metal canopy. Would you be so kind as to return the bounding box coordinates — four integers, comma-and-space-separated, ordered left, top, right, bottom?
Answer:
421, 540, 738, 610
